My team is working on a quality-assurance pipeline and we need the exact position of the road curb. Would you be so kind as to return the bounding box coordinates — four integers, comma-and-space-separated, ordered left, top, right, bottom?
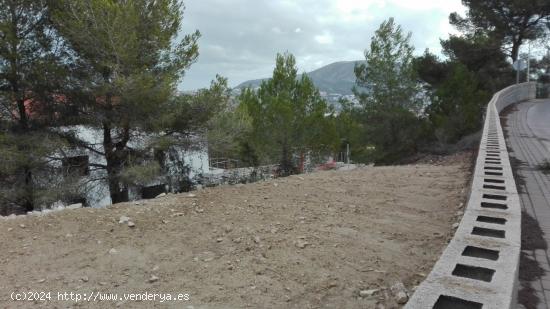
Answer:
405, 82, 536, 309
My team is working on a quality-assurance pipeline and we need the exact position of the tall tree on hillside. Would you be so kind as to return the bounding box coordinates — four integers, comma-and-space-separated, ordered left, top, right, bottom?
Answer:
49, 0, 200, 203
354, 18, 424, 163
450, 0, 550, 62
439, 34, 513, 93
0, 0, 75, 212
426, 62, 489, 143
239, 53, 337, 175
354, 18, 421, 112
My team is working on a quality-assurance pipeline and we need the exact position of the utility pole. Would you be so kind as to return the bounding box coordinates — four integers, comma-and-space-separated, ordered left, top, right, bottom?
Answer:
527, 41, 531, 82
346, 143, 350, 164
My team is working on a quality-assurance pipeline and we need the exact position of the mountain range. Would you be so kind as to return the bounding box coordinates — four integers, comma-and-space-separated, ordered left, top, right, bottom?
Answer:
235, 60, 365, 96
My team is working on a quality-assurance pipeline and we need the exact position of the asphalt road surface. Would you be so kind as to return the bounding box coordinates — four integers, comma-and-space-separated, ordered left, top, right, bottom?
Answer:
502, 99, 550, 309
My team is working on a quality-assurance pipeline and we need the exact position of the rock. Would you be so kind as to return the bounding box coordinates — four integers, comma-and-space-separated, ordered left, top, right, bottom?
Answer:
127, 221, 135, 228
152, 265, 159, 272
253, 236, 261, 243
7, 228, 13, 232
52, 201, 66, 210
19, 224, 26, 229
81, 276, 89, 282
359, 289, 378, 297
216, 238, 223, 243
390, 282, 409, 304
148, 275, 159, 283
396, 291, 408, 304
295, 240, 309, 249
118, 216, 130, 224
155, 193, 166, 198
108, 248, 118, 255
223, 225, 232, 233
187, 193, 197, 198
67, 203, 83, 209
452, 222, 460, 229
37, 278, 46, 283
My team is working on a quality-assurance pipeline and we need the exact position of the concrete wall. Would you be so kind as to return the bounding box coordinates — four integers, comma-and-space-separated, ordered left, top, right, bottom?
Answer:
405, 82, 536, 309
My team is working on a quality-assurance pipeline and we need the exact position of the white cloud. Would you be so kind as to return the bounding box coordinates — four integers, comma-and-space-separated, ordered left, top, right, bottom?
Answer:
314, 32, 334, 45
178, 0, 467, 90
271, 27, 283, 34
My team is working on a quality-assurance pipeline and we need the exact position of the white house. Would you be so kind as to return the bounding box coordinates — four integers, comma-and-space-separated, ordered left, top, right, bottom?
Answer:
52, 125, 209, 208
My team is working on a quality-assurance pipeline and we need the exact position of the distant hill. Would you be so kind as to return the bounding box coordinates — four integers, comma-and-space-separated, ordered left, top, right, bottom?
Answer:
235, 60, 365, 95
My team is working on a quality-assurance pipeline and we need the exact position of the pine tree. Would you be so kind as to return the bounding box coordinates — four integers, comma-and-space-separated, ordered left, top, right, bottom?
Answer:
239, 53, 337, 175
49, 0, 201, 203
354, 18, 423, 163
450, 0, 550, 62
0, 0, 75, 212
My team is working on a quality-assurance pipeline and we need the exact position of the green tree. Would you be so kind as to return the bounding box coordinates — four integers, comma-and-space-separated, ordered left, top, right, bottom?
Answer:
450, 0, 550, 62
354, 18, 422, 112
426, 63, 489, 143
50, 0, 200, 203
440, 34, 514, 93
0, 0, 76, 212
354, 18, 423, 163
239, 53, 337, 175
333, 99, 370, 163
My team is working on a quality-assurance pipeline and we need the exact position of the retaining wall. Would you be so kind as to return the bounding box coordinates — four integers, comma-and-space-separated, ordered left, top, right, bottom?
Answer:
405, 82, 536, 309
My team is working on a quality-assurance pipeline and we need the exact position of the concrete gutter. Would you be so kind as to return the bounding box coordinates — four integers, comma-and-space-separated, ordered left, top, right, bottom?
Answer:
405, 82, 536, 309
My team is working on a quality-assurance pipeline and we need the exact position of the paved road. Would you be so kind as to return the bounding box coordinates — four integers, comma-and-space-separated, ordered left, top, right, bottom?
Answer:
502, 99, 550, 309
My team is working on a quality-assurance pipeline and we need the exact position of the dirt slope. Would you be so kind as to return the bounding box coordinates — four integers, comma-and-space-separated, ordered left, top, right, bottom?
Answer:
0, 155, 471, 308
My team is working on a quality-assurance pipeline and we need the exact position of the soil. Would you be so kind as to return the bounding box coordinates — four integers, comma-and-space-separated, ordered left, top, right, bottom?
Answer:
0, 154, 471, 309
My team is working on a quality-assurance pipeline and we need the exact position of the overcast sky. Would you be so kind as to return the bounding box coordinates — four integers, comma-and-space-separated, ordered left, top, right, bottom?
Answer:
178, 0, 466, 91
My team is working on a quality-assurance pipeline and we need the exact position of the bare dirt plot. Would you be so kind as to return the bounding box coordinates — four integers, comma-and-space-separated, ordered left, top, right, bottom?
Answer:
0, 156, 471, 309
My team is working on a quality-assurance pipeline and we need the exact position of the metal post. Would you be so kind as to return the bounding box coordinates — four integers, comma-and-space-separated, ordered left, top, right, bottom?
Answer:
527, 41, 531, 82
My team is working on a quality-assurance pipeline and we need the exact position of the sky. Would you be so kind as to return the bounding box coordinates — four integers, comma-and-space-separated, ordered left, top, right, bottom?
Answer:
178, 0, 467, 91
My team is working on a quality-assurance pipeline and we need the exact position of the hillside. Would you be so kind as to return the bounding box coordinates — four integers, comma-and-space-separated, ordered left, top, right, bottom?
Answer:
235, 60, 364, 95
0, 154, 471, 308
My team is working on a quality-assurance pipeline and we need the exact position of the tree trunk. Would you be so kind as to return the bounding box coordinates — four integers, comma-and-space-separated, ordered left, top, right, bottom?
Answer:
511, 42, 520, 63
280, 142, 293, 176
103, 122, 129, 204
15, 82, 35, 211
510, 32, 524, 63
